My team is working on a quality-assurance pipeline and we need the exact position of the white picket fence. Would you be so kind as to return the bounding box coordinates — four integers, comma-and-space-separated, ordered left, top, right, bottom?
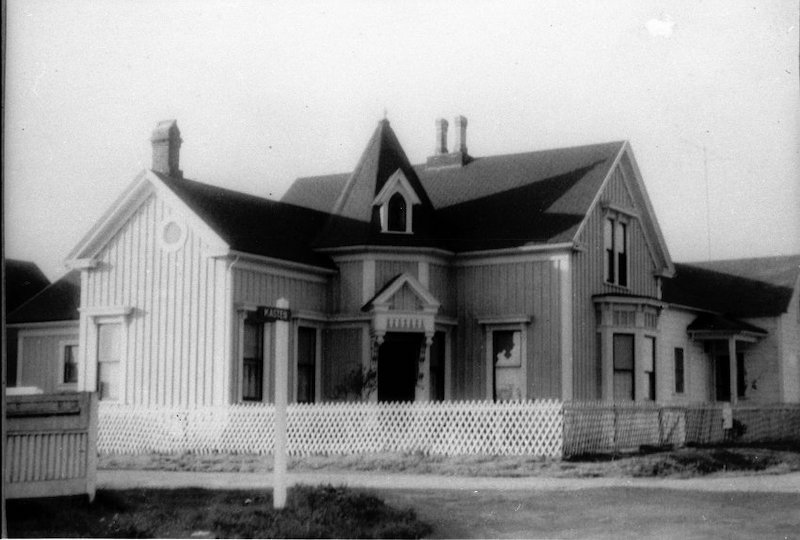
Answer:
98, 399, 564, 457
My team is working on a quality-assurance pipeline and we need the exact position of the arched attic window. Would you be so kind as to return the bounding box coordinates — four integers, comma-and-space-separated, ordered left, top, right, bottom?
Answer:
387, 192, 408, 232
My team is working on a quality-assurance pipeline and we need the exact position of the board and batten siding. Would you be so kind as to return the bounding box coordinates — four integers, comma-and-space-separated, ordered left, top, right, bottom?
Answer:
429, 263, 456, 317
571, 165, 662, 400
332, 261, 362, 314
322, 327, 366, 400
375, 260, 418, 289
454, 258, 564, 400
82, 195, 230, 407
230, 266, 329, 403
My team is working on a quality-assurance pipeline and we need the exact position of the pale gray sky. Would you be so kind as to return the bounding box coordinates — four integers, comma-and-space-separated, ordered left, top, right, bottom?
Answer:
5, 0, 799, 280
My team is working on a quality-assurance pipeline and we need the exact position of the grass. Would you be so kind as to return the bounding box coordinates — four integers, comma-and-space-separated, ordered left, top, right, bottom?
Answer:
100, 444, 800, 479
6, 485, 432, 539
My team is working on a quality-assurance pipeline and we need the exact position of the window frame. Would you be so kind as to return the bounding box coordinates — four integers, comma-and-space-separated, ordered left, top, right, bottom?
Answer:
295, 324, 321, 403
239, 312, 270, 403
57, 339, 80, 390
95, 322, 124, 402
674, 347, 685, 394
612, 333, 635, 401
483, 322, 529, 402
83, 307, 131, 403
379, 190, 414, 234
604, 213, 630, 288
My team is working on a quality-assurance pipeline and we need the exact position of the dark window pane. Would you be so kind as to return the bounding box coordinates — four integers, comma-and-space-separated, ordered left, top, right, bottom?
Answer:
63, 345, 78, 384
242, 319, 263, 401
613, 334, 634, 370
674, 348, 685, 394
387, 193, 407, 232
297, 327, 316, 403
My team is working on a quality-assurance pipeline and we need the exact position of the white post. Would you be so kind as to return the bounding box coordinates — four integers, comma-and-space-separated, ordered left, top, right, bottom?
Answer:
273, 298, 289, 509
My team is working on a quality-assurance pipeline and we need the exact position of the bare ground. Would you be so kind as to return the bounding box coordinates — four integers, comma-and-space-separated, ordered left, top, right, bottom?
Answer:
100, 444, 800, 479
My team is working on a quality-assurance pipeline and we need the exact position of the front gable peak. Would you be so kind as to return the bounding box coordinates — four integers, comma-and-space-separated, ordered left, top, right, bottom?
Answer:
362, 272, 440, 313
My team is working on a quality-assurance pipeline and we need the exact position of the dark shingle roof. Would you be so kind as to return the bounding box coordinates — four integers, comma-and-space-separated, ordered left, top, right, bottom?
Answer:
687, 313, 767, 335
282, 120, 624, 252
5, 259, 50, 313
663, 258, 799, 318
686, 255, 800, 290
7, 270, 80, 323
157, 174, 336, 269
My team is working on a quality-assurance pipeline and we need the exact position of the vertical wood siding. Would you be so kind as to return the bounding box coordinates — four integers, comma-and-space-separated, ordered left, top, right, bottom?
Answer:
454, 259, 563, 400
571, 166, 661, 400
18, 329, 79, 393
334, 261, 363, 314
429, 263, 456, 316
375, 260, 417, 289
84, 195, 229, 407
232, 268, 327, 312
322, 327, 364, 400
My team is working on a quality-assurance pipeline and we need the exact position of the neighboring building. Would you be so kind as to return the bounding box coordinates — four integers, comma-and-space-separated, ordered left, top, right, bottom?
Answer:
6, 270, 81, 393
661, 256, 800, 404
57, 118, 797, 407
4, 259, 50, 386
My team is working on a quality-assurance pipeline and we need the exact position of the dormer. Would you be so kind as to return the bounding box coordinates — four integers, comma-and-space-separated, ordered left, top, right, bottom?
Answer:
373, 169, 422, 234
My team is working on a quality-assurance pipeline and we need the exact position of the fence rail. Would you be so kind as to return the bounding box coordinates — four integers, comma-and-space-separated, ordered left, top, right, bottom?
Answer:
97, 400, 800, 458
98, 400, 564, 457
5, 392, 98, 500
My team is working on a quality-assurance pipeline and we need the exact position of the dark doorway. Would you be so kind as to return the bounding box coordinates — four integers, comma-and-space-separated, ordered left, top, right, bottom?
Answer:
378, 333, 422, 402
715, 354, 731, 402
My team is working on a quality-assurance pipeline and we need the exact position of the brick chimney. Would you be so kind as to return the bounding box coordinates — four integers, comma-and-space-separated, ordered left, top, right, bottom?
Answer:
434, 118, 449, 155
426, 115, 470, 168
453, 115, 467, 154
150, 119, 183, 178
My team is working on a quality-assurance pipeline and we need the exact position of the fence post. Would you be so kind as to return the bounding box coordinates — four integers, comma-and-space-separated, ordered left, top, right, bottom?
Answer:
273, 298, 289, 510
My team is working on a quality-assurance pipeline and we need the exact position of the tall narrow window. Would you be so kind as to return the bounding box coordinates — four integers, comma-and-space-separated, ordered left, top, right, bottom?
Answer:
737, 352, 746, 398
674, 347, 685, 394
492, 330, 523, 401
97, 324, 122, 401
297, 326, 316, 403
604, 218, 615, 283
604, 215, 629, 287
429, 331, 446, 401
63, 343, 79, 385
616, 221, 628, 287
387, 193, 407, 232
613, 333, 634, 401
242, 318, 264, 401
643, 336, 656, 401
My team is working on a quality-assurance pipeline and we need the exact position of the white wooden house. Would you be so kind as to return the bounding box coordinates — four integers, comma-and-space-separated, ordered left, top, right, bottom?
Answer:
52, 119, 799, 407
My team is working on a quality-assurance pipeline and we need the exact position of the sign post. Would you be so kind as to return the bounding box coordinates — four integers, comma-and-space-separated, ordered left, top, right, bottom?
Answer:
273, 298, 290, 509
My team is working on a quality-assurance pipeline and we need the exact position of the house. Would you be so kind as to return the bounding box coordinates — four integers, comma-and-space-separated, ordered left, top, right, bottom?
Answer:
60, 118, 797, 408
660, 255, 800, 404
6, 270, 81, 393
4, 259, 51, 387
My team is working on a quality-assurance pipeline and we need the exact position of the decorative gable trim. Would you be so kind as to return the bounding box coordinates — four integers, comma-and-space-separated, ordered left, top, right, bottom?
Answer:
366, 272, 441, 312
373, 169, 422, 206
65, 170, 230, 265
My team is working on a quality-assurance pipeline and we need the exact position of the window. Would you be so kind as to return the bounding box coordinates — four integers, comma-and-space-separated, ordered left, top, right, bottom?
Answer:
242, 318, 264, 401
62, 343, 79, 385
604, 216, 628, 287
737, 352, 746, 398
429, 331, 446, 401
297, 327, 316, 403
643, 336, 656, 401
97, 324, 122, 401
613, 333, 635, 401
674, 348, 685, 394
387, 192, 408, 232
492, 329, 523, 401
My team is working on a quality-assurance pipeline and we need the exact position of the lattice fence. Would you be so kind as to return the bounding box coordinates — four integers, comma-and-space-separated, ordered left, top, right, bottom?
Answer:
563, 402, 800, 456
98, 399, 564, 457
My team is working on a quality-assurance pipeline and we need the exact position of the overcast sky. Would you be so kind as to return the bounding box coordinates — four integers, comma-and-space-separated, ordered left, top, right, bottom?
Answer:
5, 0, 799, 281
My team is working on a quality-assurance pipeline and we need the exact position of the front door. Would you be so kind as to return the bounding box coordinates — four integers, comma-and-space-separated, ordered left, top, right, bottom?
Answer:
378, 333, 422, 402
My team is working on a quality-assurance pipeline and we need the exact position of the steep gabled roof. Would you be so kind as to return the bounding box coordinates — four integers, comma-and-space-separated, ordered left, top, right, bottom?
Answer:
283, 132, 629, 253
663, 258, 799, 318
312, 120, 438, 249
7, 270, 80, 324
687, 255, 800, 291
4, 259, 50, 313
156, 174, 336, 269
